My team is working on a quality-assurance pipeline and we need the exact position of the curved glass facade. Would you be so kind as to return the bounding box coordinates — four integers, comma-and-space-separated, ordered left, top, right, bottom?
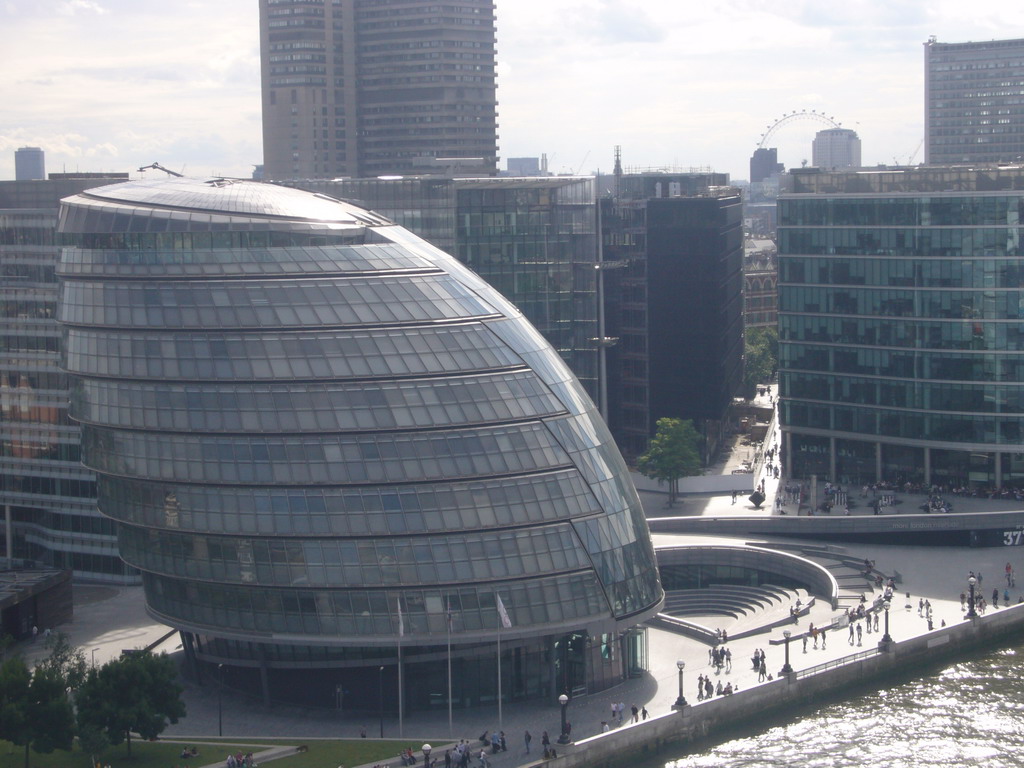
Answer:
779, 179, 1024, 489
57, 177, 662, 708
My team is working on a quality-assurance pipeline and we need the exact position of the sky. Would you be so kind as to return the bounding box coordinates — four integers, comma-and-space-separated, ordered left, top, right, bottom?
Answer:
2, 0, 1024, 182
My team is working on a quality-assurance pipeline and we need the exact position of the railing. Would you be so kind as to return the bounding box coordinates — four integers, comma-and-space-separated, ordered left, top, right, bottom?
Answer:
794, 646, 880, 679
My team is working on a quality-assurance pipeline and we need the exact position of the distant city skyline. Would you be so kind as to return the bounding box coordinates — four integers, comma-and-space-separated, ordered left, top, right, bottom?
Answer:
2, 0, 1023, 182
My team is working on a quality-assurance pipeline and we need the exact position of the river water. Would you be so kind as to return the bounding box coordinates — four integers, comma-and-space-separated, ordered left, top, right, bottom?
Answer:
651, 642, 1024, 768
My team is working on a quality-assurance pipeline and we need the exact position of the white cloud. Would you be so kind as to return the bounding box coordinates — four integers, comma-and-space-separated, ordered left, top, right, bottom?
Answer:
2, 0, 1024, 180
57, 0, 108, 15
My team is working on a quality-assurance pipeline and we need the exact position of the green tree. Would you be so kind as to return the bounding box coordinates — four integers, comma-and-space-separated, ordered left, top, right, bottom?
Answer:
0, 656, 76, 768
637, 417, 702, 506
743, 326, 778, 399
76, 652, 186, 757
37, 632, 88, 692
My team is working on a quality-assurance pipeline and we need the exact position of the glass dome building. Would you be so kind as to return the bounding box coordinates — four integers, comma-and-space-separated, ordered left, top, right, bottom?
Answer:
56, 177, 663, 709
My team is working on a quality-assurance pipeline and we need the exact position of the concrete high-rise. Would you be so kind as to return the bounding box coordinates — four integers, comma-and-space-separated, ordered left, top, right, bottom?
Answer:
14, 148, 45, 181
925, 36, 1024, 165
260, 0, 498, 180
811, 129, 861, 170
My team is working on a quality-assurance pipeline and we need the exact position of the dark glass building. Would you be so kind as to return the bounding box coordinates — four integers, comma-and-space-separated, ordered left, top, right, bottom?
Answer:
281, 176, 601, 400
601, 178, 744, 463
779, 166, 1024, 488
56, 177, 662, 709
0, 175, 135, 583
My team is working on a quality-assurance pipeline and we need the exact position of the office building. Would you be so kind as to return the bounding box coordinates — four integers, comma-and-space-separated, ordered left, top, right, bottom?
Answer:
0, 173, 134, 582
14, 148, 45, 181
925, 36, 1024, 165
750, 147, 783, 183
280, 176, 601, 400
811, 129, 862, 170
260, 0, 498, 180
601, 175, 744, 463
779, 166, 1024, 488
744, 239, 778, 329
57, 176, 663, 709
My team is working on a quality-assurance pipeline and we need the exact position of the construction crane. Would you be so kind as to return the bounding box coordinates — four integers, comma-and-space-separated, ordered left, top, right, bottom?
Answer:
137, 162, 183, 177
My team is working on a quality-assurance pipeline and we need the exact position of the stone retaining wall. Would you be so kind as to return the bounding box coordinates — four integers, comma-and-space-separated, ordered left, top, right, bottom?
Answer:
536, 603, 1024, 768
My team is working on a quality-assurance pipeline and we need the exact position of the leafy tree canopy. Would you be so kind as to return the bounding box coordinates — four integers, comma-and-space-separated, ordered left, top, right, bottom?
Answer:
637, 417, 702, 506
743, 326, 778, 398
76, 652, 185, 757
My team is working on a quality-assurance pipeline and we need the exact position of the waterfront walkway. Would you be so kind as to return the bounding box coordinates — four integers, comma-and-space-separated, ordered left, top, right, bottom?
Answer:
18, 538, 1023, 768
19, 394, 1024, 767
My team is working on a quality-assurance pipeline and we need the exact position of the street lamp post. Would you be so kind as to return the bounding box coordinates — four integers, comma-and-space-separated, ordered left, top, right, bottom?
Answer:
674, 659, 687, 708
91, 647, 99, 668
378, 666, 385, 738
422, 744, 432, 766
217, 663, 224, 737
967, 576, 978, 618
557, 693, 570, 744
780, 629, 793, 675
881, 600, 893, 645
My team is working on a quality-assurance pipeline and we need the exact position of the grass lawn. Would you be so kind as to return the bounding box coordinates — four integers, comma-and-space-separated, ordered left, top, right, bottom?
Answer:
0, 737, 437, 768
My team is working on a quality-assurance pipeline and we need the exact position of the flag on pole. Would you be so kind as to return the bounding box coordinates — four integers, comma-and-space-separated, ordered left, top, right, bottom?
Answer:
496, 594, 512, 629
397, 598, 404, 637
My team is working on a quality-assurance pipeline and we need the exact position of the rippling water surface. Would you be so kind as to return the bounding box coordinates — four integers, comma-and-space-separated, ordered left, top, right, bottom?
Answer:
648, 644, 1024, 768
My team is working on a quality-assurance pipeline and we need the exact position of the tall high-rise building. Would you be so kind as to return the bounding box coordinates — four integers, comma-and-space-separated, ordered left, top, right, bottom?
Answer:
779, 166, 1024, 488
811, 129, 861, 170
925, 36, 1024, 165
260, 0, 498, 180
14, 148, 45, 181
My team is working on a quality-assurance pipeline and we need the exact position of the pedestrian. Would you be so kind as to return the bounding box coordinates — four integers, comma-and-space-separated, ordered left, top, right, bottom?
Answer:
848, 620, 855, 644
802, 635, 808, 653
601, 721, 610, 733
758, 659, 767, 682
960, 591, 966, 609
820, 628, 827, 649
856, 623, 863, 646
445, 750, 452, 768
524, 731, 531, 754
631, 703, 638, 723
641, 706, 649, 720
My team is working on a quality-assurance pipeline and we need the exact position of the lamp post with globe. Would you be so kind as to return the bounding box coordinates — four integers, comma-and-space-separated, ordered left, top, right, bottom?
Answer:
673, 659, 687, 709
557, 693, 571, 744
780, 629, 793, 675
967, 575, 978, 618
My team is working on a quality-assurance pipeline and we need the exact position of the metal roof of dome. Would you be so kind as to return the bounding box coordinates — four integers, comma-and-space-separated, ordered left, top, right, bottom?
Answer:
74, 176, 390, 225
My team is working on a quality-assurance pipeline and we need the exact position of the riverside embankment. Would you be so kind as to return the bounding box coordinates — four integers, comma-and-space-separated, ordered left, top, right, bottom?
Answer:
542, 601, 1024, 768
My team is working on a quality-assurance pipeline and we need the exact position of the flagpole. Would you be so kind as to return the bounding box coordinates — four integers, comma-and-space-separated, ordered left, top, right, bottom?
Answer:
497, 624, 503, 730
447, 597, 453, 738
397, 596, 404, 739
495, 594, 512, 732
